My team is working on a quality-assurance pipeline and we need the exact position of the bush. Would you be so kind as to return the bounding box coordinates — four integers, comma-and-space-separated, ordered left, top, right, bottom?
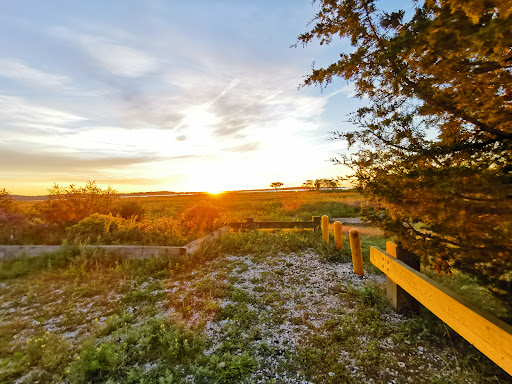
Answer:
36, 181, 118, 226
67, 213, 187, 246
113, 200, 146, 220
0, 188, 18, 214
180, 201, 225, 235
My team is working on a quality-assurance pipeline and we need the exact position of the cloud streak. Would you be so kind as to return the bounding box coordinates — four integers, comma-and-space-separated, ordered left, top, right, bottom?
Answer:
0, 95, 85, 134
0, 58, 72, 89
53, 27, 159, 78
0, 146, 159, 172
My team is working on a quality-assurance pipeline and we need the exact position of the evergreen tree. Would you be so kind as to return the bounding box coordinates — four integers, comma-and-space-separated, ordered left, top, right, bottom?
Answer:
298, 0, 512, 300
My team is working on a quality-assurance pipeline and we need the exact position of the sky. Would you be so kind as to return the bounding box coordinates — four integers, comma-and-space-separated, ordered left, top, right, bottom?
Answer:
0, 0, 371, 195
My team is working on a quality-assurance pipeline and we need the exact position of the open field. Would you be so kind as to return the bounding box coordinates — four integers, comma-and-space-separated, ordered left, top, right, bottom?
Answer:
14, 190, 363, 221
1, 230, 509, 383
3, 191, 363, 246
1, 190, 511, 382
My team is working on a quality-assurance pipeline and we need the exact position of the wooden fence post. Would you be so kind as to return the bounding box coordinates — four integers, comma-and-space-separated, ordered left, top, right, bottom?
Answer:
246, 217, 255, 230
386, 241, 420, 313
349, 229, 364, 276
334, 221, 343, 250
321, 215, 329, 243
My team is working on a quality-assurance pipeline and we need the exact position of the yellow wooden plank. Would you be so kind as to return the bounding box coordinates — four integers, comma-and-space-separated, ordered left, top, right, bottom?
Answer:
334, 221, 343, 250
349, 229, 364, 276
386, 241, 398, 258
370, 247, 512, 375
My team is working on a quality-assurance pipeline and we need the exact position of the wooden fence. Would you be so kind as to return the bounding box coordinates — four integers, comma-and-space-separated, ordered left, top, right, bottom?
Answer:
228, 216, 322, 230
371, 243, 512, 375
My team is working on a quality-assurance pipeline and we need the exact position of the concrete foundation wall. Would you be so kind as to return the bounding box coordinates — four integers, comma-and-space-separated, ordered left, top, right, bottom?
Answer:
0, 226, 229, 260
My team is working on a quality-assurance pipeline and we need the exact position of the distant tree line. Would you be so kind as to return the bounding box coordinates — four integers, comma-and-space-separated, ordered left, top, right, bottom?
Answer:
302, 178, 340, 191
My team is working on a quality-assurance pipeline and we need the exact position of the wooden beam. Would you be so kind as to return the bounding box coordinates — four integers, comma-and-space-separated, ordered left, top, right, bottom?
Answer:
370, 247, 512, 375
385, 242, 420, 313
334, 221, 343, 250
349, 229, 364, 276
321, 215, 330, 243
227, 221, 320, 230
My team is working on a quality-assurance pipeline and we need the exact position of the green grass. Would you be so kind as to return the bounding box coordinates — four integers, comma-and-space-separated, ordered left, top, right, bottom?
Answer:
1, 228, 509, 383
4, 190, 364, 246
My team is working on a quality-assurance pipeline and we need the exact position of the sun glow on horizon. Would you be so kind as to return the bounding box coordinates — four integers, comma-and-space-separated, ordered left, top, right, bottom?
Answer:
207, 189, 224, 195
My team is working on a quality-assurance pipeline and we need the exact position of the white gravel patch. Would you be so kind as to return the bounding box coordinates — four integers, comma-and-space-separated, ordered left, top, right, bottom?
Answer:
199, 251, 392, 383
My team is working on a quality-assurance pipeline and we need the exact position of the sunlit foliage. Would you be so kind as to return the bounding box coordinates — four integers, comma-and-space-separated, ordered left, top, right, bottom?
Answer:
0, 188, 18, 215
36, 181, 118, 226
298, 1, 512, 299
270, 181, 284, 190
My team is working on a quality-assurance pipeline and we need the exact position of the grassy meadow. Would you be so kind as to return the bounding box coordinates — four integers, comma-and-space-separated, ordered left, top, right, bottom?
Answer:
1, 190, 511, 383
1, 230, 509, 383
3, 190, 362, 246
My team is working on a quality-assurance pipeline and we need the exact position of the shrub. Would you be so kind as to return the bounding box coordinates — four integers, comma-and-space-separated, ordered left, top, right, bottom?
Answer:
67, 213, 187, 246
180, 201, 225, 235
0, 188, 18, 214
36, 181, 118, 226
113, 200, 146, 220
67, 213, 125, 244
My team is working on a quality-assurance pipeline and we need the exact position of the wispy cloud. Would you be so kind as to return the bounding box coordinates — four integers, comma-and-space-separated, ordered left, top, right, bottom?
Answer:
0, 58, 72, 89
0, 146, 158, 172
223, 142, 260, 153
52, 27, 159, 78
0, 95, 85, 134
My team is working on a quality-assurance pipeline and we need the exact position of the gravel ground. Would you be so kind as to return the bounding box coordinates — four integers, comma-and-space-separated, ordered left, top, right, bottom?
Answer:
165, 251, 463, 383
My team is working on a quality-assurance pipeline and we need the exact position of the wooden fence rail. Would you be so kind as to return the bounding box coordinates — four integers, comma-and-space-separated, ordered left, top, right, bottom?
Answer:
227, 216, 322, 230
370, 245, 512, 375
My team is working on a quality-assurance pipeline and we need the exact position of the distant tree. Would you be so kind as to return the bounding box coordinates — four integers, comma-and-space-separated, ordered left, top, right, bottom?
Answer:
270, 182, 284, 190
302, 180, 314, 190
322, 178, 338, 190
302, 178, 338, 190
37, 181, 118, 225
298, 1, 512, 299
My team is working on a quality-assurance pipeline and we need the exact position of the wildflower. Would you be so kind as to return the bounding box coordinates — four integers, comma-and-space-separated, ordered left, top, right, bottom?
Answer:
95, 318, 99, 322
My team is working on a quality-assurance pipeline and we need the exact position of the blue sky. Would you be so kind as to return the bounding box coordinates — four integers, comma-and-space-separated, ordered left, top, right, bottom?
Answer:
0, 0, 371, 194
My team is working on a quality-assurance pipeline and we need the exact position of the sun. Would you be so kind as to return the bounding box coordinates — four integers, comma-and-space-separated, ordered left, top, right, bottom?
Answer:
207, 188, 224, 195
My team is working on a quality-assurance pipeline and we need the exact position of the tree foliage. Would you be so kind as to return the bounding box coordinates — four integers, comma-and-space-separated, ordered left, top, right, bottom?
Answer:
298, 0, 512, 299
37, 181, 118, 225
302, 178, 339, 190
270, 182, 284, 190
0, 188, 18, 215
